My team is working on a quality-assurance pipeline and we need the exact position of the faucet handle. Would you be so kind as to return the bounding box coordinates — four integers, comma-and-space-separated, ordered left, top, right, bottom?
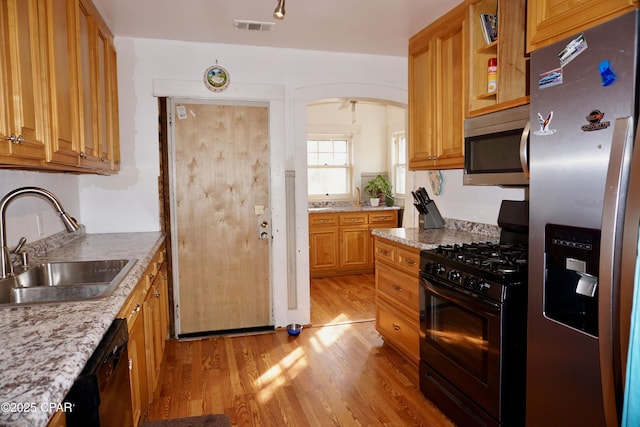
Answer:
10, 237, 26, 255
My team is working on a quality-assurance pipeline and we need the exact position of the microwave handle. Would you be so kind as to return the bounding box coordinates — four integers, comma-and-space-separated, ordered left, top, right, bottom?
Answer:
519, 121, 530, 179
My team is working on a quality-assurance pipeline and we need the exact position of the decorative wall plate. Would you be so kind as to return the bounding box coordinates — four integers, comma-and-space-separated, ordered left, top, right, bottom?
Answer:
204, 65, 230, 92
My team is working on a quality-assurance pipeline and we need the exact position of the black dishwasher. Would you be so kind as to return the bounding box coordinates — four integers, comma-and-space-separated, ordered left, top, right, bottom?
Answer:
65, 318, 133, 427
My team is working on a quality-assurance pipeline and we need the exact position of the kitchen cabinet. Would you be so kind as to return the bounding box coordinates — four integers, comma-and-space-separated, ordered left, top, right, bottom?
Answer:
46, 411, 66, 427
144, 254, 168, 402
309, 210, 398, 277
466, 0, 529, 116
527, 0, 639, 52
118, 244, 168, 427
119, 285, 149, 426
339, 212, 370, 271
0, 0, 48, 167
0, 0, 120, 173
408, 2, 466, 170
309, 212, 340, 276
374, 237, 421, 364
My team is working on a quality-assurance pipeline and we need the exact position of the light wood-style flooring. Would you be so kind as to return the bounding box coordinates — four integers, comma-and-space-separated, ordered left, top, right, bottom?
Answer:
147, 274, 454, 426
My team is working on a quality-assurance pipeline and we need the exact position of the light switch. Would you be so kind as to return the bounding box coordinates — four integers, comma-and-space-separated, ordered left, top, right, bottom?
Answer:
254, 205, 264, 215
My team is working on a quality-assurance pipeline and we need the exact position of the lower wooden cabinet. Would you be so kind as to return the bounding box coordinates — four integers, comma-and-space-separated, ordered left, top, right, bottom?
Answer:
117, 243, 168, 427
309, 210, 398, 277
374, 236, 421, 364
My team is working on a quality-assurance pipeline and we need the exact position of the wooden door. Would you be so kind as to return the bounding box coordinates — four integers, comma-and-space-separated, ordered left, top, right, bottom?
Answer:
172, 101, 271, 335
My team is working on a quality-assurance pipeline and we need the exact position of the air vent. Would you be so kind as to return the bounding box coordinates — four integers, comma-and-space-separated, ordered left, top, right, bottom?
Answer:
233, 20, 275, 32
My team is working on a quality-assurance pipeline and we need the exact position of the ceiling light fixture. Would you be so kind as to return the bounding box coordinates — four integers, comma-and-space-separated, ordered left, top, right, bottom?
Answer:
273, 0, 285, 20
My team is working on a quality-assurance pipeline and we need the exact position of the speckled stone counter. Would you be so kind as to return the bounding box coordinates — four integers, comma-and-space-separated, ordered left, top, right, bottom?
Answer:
0, 229, 165, 427
372, 224, 499, 251
308, 206, 401, 213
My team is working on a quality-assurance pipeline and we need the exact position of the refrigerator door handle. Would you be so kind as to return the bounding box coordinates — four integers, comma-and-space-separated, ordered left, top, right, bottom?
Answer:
519, 120, 530, 179
599, 116, 634, 427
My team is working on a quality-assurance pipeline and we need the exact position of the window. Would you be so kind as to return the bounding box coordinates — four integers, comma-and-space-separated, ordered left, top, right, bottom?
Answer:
392, 130, 406, 195
307, 135, 352, 198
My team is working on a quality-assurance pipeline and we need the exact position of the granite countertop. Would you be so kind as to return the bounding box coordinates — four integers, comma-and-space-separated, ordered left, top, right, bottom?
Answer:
372, 225, 498, 250
0, 230, 165, 427
308, 205, 402, 213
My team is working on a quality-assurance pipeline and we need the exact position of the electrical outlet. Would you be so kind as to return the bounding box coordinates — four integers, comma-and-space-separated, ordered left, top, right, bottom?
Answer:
36, 213, 45, 237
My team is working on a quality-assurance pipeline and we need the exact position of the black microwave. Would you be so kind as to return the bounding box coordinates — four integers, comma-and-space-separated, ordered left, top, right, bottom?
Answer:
463, 104, 530, 186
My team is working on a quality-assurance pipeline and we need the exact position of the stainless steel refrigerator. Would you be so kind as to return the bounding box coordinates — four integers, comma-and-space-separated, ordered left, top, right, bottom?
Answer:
527, 10, 640, 426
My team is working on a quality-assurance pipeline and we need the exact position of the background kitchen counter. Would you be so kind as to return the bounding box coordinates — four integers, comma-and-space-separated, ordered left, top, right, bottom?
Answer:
308, 205, 402, 213
0, 229, 165, 427
372, 223, 499, 250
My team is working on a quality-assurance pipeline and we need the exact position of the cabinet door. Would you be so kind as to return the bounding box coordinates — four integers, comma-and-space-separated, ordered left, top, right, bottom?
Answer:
0, 0, 47, 165
43, 0, 81, 166
76, 0, 99, 169
108, 42, 120, 171
128, 305, 149, 426
408, 36, 437, 169
309, 227, 339, 274
339, 226, 370, 270
94, 17, 112, 171
409, 2, 466, 170
527, 0, 639, 52
431, 6, 465, 169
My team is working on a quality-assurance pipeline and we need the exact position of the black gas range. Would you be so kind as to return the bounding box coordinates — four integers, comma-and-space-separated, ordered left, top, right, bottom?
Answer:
421, 240, 528, 303
418, 200, 528, 427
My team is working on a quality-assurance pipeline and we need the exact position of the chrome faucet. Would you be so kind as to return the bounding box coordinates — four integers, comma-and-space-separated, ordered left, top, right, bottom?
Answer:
0, 187, 80, 279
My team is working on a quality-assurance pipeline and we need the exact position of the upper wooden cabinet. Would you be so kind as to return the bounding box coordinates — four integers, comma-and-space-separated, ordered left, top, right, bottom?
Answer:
0, 0, 120, 173
0, 0, 48, 167
527, 0, 639, 52
466, 0, 529, 116
408, 2, 466, 170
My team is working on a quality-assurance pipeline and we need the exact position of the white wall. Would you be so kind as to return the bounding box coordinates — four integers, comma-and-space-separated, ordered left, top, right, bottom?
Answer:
0, 36, 525, 327
0, 170, 80, 246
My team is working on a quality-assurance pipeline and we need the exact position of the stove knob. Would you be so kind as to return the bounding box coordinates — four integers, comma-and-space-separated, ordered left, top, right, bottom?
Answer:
435, 264, 446, 275
477, 282, 491, 292
424, 261, 436, 274
464, 276, 476, 289
448, 269, 461, 282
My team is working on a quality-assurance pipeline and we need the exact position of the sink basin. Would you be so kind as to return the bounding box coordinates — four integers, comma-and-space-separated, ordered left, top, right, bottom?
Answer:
0, 259, 136, 306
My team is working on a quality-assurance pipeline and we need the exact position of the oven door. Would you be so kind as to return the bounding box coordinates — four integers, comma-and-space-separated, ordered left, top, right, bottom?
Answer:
419, 274, 502, 419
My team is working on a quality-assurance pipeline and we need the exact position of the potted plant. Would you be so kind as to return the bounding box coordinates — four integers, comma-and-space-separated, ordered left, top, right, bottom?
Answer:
363, 174, 395, 206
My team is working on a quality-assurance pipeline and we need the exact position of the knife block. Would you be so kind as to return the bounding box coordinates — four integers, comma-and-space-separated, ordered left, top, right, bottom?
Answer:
418, 201, 445, 229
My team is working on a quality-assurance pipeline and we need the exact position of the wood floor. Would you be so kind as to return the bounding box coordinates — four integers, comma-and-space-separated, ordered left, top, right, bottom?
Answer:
147, 274, 454, 426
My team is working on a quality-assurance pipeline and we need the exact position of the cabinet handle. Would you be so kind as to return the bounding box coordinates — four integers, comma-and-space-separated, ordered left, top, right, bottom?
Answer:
392, 323, 401, 331
374, 216, 391, 221
405, 259, 417, 266
155, 290, 161, 298
131, 303, 141, 314
348, 218, 359, 222
79, 151, 87, 159
149, 273, 155, 281
391, 284, 403, 292
379, 249, 390, 256
5, 134, 24, 144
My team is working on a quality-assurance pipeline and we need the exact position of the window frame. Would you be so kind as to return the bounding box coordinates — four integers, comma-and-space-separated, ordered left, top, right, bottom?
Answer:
307, 133, 354, 201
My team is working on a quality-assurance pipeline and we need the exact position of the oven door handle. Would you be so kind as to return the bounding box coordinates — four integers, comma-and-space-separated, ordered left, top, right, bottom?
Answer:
421, 276, 500, 316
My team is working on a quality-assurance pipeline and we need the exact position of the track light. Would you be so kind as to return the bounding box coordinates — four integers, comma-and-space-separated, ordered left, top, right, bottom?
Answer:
274, 0, 285, 20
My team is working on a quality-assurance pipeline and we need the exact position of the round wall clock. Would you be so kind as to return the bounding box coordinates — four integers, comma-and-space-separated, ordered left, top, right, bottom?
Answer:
204, 65, 230, 92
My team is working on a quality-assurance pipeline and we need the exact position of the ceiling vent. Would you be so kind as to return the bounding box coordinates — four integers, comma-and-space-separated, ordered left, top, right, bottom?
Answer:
233, 20, 275, 32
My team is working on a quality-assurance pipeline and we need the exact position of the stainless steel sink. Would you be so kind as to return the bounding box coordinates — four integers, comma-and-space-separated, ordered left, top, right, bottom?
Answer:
0, 259, 136, 306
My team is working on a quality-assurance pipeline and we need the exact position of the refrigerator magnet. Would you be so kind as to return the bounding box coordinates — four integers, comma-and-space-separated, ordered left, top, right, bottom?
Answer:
581, 110, 610, 132
538, 68, 563, 89
534, 111, 557, 136
558, 33, 588, 67
599, 60, 616, 86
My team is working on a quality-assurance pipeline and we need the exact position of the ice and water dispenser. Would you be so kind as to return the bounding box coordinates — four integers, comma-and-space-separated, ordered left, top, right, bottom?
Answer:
544, 224, 601, 336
